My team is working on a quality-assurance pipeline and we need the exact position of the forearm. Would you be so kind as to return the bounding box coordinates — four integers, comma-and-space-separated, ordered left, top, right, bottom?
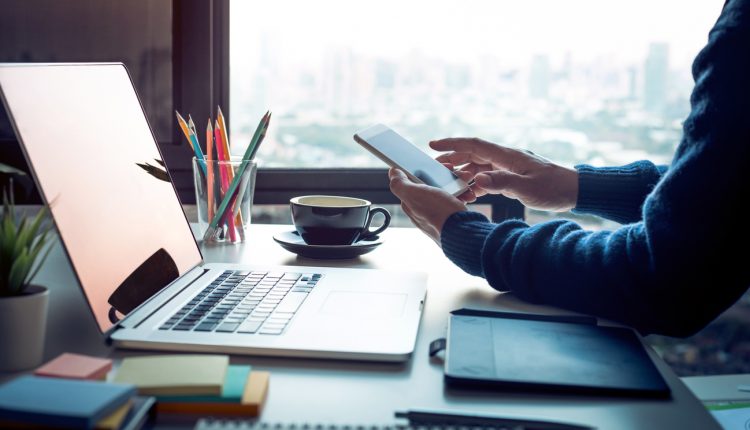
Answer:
572, 161, 667, 224
442, 211, 747, 337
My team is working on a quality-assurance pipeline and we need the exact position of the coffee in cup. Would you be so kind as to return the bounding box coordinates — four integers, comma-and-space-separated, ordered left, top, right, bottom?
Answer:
290, 195, 391, 245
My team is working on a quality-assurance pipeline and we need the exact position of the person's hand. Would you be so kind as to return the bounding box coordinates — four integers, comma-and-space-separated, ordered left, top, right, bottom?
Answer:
432, 137, 579, 212
388, 168, 467, 246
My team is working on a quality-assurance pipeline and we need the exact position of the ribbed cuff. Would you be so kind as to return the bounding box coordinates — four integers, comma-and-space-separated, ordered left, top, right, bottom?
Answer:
573, 161, 662, 224
441, 211, 495, 278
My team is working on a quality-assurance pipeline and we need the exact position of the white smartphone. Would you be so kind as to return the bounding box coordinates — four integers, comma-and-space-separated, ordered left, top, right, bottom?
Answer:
354, 124, 471, 197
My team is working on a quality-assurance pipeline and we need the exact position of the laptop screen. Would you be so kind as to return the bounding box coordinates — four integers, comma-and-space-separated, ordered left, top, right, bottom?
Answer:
0, 63, 203, 333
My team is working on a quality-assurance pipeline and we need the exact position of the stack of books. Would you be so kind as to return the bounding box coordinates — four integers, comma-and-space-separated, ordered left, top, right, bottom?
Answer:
113, 354, 269, 416
0, 375, 154, 429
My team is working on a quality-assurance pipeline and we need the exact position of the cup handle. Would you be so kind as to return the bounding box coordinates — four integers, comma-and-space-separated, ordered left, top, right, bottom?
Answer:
361, 207, 391, 239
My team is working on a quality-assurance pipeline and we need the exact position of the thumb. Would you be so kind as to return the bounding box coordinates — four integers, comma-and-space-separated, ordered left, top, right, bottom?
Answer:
474, 170, 523, 193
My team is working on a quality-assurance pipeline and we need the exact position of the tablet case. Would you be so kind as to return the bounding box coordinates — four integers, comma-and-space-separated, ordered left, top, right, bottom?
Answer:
431, 308, 671, 398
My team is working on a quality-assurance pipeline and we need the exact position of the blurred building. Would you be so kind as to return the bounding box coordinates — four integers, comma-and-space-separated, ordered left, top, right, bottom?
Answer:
529, 54, 551, 99
644, 43, 669, 112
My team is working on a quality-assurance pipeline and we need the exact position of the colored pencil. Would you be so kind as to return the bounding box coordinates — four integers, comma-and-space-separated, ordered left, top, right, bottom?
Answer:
217, 107, 232, 159
229, 112, 271, 220
216, 107, 245, 229
206, 119, 215, 224
188, 115, 198, 135
214, 123, 237, 242
247, 111, 271, 161
203, 111, 270, 242
175, 111, 207, 175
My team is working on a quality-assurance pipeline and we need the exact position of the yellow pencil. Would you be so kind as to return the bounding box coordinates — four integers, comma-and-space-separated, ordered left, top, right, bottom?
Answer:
217, 107, 244, 228
217, 106, 231, 158
175, 111, 194, 152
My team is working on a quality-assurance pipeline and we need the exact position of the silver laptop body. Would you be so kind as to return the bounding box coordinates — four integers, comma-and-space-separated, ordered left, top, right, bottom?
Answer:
0, 63, 426, 362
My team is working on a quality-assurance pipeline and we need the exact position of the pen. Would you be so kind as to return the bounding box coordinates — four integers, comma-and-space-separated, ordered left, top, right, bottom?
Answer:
394, 410, 594, 430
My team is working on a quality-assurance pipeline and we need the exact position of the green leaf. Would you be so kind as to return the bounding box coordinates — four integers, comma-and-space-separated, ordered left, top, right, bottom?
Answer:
24, 240, 53, 286
0, 191, 51, 295
28, 205, 47, 236
8, 248, 32, 294
136, 162, 171, 182
12, 217, 30, 259
0, 162, 26, 176
31, 228, 51, 256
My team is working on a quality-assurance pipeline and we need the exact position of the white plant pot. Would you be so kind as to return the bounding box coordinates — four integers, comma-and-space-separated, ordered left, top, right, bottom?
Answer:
0, 285, 49, 372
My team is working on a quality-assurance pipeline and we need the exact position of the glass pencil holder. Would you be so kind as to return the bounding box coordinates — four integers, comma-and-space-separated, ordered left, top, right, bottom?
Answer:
193, 157, 258, 244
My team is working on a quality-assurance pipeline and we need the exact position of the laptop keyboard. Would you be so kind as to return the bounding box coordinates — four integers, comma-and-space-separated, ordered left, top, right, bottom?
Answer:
158, 270, 322, 335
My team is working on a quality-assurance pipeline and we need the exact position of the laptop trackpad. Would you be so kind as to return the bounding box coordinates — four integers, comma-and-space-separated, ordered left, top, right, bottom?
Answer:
320, 291, 407, 318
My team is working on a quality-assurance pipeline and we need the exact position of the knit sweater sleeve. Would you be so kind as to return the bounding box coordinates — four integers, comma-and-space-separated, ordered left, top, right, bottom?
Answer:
441, 0, 750, 337
572, 161, 668, 224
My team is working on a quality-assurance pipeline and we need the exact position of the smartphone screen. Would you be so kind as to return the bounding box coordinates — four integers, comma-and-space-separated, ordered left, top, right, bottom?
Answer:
355, 124, 469, 196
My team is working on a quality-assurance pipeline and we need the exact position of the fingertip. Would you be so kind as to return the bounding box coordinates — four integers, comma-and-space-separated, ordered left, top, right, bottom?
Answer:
474, 173, 490, 187
435, 153, 452, 163
429, 139, 448, 150
458, 189, 476, 203
388, 168, 410, 193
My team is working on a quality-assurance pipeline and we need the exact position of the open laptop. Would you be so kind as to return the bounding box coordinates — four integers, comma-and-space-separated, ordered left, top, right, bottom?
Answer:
0, 63, 426, 362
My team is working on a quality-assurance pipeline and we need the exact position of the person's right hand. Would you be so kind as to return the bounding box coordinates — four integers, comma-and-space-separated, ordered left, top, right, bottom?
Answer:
432, 137, 579, 212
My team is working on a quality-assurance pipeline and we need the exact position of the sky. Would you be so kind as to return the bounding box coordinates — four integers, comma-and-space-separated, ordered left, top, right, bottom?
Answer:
231, 0, 723, 69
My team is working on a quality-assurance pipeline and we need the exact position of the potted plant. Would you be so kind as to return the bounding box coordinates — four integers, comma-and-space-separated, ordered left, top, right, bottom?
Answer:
0, 164, 53, 372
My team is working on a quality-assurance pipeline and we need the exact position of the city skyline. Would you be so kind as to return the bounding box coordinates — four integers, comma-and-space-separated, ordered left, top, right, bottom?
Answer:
229, 0, 721, 168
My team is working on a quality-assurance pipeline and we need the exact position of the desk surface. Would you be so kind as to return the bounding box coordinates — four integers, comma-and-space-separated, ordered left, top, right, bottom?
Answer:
6, 223, 719, 429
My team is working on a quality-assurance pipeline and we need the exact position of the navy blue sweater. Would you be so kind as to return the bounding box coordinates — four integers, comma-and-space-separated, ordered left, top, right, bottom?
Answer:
440, 0, 750, 337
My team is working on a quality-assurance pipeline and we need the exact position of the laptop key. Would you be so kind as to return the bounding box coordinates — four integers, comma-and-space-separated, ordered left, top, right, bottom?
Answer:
194, 322, 218, 332
238, 320, 264, 333
216, 322, 240, 333
276, 292, 308, 313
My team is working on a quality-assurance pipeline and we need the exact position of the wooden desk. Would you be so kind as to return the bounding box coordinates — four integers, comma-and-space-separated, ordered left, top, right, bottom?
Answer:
6, 223, 719, 429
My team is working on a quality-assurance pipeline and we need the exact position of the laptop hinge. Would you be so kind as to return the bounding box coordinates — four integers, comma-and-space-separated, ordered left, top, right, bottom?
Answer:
105, 265, 209, 337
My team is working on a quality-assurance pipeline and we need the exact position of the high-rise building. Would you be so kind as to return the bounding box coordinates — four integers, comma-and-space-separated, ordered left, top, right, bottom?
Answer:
529, 54, 551, 99
644, 43, 669, 112
628, 66, 638, 100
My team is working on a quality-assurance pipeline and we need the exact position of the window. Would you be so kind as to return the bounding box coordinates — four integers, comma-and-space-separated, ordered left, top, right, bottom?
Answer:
229, 0, 720, 170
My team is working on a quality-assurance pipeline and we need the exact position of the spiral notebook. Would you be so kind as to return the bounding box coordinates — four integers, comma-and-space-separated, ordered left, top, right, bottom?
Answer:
195, 409, 594, 430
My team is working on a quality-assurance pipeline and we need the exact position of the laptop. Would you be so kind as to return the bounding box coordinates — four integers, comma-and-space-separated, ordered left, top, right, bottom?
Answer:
0, 63, 426, 362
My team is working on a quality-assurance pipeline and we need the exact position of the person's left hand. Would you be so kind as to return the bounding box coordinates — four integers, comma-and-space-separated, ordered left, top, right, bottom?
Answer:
388, 168, 468, 246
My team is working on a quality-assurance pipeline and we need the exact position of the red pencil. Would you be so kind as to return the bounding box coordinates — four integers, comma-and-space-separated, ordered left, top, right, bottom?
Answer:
214, 122, 237, 242
206, 119, 215, 224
